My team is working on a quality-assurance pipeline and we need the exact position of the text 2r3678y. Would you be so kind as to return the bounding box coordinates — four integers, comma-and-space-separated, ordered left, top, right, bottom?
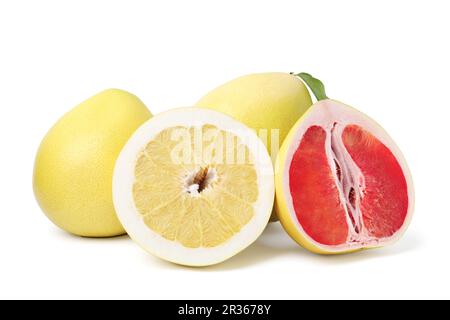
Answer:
177, 304, 271, 318
222, 304, 271, 315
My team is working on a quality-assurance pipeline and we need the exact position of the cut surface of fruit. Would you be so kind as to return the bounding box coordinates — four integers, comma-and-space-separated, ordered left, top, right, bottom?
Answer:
276, 100, 414, 254
113, 108, 274, 266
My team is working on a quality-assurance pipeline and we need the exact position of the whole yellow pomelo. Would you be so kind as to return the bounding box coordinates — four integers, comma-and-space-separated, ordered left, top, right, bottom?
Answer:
197, 73, 312, 220
196, 72, 312, 162
33, 89, 152, 237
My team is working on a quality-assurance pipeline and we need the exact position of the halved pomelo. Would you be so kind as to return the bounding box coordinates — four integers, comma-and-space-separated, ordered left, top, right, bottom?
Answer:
113, 108, 274, 266
275, 99, 414, 254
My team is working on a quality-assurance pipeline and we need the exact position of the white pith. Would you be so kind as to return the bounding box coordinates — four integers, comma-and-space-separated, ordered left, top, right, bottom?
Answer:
327, 121, 371, 243
113, 107, 274, 266
282, 100, 415, 252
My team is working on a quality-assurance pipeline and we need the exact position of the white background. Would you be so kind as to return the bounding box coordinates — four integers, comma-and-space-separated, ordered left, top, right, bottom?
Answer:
0, 0, 448, 300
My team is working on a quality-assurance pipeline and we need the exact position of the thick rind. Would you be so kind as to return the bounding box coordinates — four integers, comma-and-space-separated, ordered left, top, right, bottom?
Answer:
113, 107, 275, 266
275, 100, 414, 254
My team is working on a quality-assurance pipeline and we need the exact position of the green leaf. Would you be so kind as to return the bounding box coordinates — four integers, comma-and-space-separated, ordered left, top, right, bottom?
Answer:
294, 72, 328, 101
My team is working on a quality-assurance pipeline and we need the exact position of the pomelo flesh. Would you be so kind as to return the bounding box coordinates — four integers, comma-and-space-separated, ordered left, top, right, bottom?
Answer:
113, 108, 275, 266
276, 99, 414, 254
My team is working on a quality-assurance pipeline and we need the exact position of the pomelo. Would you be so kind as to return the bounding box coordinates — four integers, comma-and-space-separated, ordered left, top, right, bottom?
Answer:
275, 74, 414, 254
113, 108, 274, 266
196, 72, 312, 161
197, 72, 313, 221
33, 89, 152, 237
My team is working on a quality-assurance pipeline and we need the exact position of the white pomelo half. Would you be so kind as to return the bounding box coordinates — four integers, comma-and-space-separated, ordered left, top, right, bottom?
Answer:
113, 108, 274, 266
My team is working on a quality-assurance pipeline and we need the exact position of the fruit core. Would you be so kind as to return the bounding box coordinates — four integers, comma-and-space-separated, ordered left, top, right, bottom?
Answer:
185, 167, 218, 196
289, 123, 408, 248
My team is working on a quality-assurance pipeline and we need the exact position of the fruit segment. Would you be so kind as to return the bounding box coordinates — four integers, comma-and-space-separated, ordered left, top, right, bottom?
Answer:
289, 126, 348, 245
342, 125, 408, 239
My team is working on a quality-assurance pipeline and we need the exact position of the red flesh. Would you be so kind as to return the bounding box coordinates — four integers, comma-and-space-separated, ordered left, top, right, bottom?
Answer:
289, 126, 348, 245
289, 124, 408, 246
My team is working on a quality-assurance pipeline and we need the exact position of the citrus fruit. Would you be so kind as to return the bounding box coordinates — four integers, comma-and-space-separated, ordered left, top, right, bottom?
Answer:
196, 72, 312, 162
275, 74, 414, 254
113, 108, 274, 266
197, 72, 312, 221
33, 89, 152, 237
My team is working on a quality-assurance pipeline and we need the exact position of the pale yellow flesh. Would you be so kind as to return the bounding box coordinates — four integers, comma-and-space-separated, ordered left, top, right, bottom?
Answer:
133, 125, 259, 248
33, 89, 151, 237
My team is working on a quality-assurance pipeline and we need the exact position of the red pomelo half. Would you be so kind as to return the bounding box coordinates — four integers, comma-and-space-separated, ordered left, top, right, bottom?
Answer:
275, 99, 414, 254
